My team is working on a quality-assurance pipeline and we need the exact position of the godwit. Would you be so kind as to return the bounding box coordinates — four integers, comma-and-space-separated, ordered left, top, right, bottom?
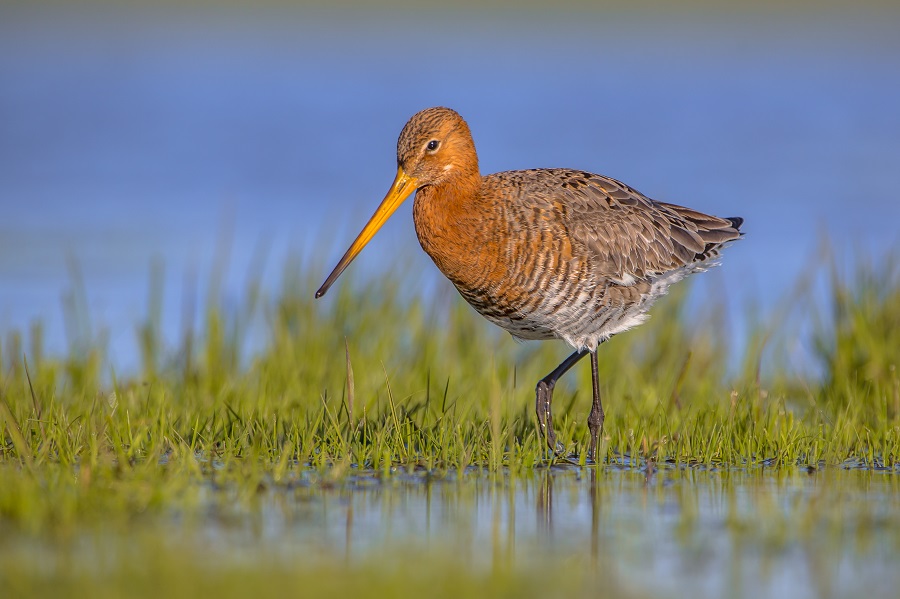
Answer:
316, 107, 743, 459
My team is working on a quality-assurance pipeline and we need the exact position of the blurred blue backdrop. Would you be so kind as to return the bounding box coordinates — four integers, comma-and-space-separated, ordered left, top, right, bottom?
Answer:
1, 2, 898, 373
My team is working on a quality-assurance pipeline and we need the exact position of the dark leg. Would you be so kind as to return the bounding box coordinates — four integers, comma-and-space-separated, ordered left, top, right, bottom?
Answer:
536, 349, 588, 453
588, 350, 605, 461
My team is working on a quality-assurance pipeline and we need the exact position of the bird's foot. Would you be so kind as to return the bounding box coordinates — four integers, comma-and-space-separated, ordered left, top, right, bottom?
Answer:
587, 403, 605, 462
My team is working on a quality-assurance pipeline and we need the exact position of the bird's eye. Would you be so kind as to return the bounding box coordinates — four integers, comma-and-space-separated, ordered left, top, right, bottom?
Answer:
426, 140, 440, 152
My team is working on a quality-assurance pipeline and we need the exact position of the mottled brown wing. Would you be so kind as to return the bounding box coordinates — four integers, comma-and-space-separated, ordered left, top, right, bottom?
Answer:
525, 169, 742, 281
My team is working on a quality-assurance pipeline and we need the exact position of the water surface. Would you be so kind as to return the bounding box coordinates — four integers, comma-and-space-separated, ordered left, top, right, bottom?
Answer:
4, 466, 898, 599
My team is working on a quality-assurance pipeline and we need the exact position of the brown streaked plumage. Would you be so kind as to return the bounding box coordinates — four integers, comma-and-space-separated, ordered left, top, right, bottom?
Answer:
316, 107, 743, 459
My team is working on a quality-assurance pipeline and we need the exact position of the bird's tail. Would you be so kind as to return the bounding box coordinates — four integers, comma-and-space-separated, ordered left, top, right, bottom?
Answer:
725, 216, 744, 230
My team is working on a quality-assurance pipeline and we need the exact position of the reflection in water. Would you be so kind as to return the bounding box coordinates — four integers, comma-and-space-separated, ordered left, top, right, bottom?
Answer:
537, 469, 553, 538
589, 467, 600, 561
345, 496, 353, 562
3, 465, 896, 598
255, 467, 900, 599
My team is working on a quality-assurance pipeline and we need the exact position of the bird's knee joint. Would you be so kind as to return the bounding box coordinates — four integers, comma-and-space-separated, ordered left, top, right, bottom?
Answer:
535, 380, 554, 395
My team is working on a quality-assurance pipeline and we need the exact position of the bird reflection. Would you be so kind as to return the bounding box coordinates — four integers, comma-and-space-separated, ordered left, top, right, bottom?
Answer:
537, 469, 554, 536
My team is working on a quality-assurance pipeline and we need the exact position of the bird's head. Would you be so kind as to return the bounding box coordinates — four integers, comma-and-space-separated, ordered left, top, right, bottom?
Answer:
315, 107, 478, 298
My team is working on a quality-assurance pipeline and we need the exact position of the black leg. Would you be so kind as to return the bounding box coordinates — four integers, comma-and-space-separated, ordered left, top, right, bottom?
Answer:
535, 349, 588, 454
588, 350, 605, 461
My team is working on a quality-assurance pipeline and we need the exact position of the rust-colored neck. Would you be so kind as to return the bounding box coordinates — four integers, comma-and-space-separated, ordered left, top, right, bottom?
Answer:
412, 168, 499, 288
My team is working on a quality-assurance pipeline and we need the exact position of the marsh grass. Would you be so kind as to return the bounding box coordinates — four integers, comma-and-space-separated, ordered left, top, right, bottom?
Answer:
0, 247, 898, 528
1, 246, 900, 598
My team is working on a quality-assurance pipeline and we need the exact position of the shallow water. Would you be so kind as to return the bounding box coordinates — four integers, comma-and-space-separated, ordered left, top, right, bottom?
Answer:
1, 4, 899, 373
251, 467, 900, 595
6, 466, 898, 599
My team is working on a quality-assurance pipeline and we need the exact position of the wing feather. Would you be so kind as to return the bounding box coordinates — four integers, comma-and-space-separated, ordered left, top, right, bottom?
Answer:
497, 169, 743, 281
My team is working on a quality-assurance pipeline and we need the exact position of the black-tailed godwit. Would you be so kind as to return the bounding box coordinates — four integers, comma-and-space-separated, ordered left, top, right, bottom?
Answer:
316, 107, 743, 459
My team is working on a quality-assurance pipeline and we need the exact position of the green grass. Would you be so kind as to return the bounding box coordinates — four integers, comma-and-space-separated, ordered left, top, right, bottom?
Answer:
2, 250, 898, 481
1, 246, 899, 597
0, 249, 896, 520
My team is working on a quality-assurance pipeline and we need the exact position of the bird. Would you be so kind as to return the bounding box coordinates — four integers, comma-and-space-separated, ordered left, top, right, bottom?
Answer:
315, 107, 743, 460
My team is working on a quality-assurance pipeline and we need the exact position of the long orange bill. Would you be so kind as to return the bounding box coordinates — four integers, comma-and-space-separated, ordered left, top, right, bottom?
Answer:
315, 167, 419, 298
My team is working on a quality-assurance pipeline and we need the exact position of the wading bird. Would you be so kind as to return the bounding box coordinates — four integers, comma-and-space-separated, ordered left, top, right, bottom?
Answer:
315, 107, 743, 459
